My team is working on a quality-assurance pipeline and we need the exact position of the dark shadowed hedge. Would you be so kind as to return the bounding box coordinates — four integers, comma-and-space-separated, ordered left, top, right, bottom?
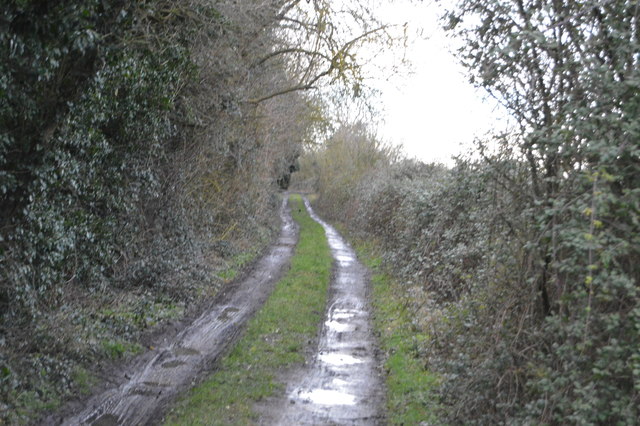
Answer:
0, 0, 319, 421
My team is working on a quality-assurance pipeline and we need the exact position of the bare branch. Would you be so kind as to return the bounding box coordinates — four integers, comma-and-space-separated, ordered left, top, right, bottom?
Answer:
247, 67, 332, 104
253, 47, 332, 68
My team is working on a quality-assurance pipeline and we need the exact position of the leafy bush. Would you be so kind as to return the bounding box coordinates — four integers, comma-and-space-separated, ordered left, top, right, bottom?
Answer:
311, 131, 639, 423
308, 102, 638, 425
308, 0, 640, 421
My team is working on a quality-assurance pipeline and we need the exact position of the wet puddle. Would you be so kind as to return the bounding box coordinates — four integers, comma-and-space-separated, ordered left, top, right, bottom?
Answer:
297, 389, 357, 406
335, 254, 353, 265
173, 347, 200, 357
161, 360, 187, 369
325, 307, 363, 333
128, 387, 157, 397
332, 309, 358, 320
318, 352, 364, 366
217, 306, 239, 321
325, 319, 355, 333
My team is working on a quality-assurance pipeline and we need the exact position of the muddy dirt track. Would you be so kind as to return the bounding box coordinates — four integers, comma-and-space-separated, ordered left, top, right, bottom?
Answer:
271, 197, 384, 425
51, 195, 384, 425
53, 197, 298, 425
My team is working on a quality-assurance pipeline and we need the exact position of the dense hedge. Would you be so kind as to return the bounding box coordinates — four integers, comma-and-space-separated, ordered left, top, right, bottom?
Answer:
1, 0, 320, 421
303, 2, 640, 417
1, 0, 197, 318
308, 141, 638, 423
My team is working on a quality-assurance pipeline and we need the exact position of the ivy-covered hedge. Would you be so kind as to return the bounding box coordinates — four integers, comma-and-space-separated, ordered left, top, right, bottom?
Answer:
0, 3, 211, 420
309, 141, 639, 423
1, 0, 317, 421
1, 0, 194, 318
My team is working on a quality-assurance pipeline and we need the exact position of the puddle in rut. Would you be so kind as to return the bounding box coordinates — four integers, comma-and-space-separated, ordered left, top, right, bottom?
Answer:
173, 347, 200, 356
325, 319, 355, 333
297, 389, 357, 406
325, 308, 362, 332
332, 309, 358, 320
335, 254, 353, 265
318, 352, 364, 366
217, 306, 239, 321
128, 387, 157, 397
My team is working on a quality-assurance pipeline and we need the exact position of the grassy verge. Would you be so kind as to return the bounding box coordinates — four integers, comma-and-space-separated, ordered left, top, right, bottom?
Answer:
164, 194, 332, 425
353, 239, 441, 425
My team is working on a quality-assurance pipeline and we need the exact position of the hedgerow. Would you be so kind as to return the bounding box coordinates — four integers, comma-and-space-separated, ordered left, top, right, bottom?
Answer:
303, 6, 640, 415
1, 0, 358, 421
307, 131, 638, 423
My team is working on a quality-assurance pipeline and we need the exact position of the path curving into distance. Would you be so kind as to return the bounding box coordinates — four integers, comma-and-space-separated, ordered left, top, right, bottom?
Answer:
55, 196, 298, 426
278, 197, 385, 425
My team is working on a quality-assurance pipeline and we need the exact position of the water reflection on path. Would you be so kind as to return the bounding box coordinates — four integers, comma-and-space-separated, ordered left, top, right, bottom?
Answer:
280, 197, 384, 424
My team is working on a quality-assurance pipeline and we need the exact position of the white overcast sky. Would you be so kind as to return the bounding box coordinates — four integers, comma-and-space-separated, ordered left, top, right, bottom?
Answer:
369, 1, 510, 165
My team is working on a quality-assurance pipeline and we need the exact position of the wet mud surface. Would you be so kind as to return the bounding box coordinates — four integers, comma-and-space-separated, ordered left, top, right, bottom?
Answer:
53, 197, 298, 426
273, 197, 385, 425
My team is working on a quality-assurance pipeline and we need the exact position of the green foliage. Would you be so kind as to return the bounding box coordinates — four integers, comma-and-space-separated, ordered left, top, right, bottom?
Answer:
0, 0, 401, 422
216, 252, 257, 283
1, 0, 194, 319
297, 121, 401, 214
1, 3, 198, 417
0, 0, 329, 421
436, 0, 640, 422
165, 195, 333, 425
71, 367, 97, 395
101, 340, 142, 359
309, 2, 640, 420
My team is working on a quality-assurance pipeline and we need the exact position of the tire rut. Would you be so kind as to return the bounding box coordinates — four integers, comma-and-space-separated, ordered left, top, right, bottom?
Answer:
275, 197, 385, 425
53, 196, 298, 426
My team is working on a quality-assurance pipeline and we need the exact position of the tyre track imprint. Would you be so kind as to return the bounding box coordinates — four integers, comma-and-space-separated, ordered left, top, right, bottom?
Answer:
56, 197, 298, 426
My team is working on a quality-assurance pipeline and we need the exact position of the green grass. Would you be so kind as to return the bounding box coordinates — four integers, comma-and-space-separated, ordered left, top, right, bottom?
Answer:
164, 194, 332, 425
355, 240, 441, 425
100, 339, 143, 359
71, 367, 98, 395
216, 252, 256, 282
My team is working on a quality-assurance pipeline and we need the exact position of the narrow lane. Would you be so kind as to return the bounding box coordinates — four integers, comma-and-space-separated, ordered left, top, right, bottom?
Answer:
57, 197, 298, 426
279, 197, 384, 425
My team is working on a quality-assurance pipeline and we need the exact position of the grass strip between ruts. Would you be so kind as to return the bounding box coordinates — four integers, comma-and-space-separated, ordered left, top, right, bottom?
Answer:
164, 194, 332, 425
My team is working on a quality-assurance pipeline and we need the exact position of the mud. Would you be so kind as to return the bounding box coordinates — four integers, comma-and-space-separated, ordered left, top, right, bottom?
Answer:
52, 196, 298, 426
273, 197, 385, 425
